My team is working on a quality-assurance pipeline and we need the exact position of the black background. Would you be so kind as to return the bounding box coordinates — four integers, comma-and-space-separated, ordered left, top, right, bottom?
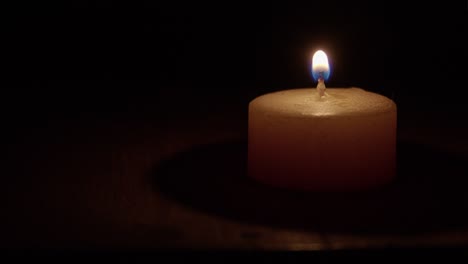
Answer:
4, 1, 467, 124
2, 1, 468, 255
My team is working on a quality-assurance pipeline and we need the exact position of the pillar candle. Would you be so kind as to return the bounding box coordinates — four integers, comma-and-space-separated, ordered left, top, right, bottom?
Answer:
247, 51, 397, 191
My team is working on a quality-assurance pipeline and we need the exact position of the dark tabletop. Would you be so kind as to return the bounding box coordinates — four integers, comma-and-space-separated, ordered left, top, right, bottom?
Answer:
4, 98, 468, 251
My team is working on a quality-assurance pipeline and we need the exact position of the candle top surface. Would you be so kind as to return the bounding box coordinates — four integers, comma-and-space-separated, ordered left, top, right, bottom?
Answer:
250, 88, 396, 117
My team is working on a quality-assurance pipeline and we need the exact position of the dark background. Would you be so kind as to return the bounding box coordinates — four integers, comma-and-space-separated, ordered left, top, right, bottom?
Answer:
4, 1, 467, 124
2, 0, 468, 254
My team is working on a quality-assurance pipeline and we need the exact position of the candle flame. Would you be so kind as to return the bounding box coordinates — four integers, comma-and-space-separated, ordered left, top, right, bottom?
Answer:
312, 50, 330, 82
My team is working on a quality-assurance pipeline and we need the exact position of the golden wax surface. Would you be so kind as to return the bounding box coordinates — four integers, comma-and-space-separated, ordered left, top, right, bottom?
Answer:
248, 88, 397, 191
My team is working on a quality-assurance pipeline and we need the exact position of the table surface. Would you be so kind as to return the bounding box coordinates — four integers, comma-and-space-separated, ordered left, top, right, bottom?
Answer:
4, 106, 468, 252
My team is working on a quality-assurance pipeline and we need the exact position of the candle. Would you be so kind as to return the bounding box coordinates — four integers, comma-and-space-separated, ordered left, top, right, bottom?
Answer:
248, 50, 397, 191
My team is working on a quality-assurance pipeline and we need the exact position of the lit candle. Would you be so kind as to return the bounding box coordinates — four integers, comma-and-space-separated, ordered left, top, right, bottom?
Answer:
248, 50, 397, 191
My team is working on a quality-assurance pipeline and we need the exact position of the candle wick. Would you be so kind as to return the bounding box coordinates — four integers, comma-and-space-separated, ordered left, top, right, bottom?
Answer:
317, 78, 326, 99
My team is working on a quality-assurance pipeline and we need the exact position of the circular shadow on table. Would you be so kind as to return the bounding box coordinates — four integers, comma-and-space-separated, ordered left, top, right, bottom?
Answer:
149, 139, 468, 235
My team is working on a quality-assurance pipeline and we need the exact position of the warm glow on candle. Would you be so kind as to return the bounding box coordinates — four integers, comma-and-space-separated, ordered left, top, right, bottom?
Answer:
312, 50, 330, 82
248, 48, 397, 191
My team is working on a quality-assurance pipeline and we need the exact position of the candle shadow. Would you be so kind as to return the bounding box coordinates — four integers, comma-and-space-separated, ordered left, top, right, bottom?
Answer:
150, 139, 468, 235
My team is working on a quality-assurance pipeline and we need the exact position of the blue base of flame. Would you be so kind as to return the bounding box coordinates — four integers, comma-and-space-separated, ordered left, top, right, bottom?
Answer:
312, 69, 330, 82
